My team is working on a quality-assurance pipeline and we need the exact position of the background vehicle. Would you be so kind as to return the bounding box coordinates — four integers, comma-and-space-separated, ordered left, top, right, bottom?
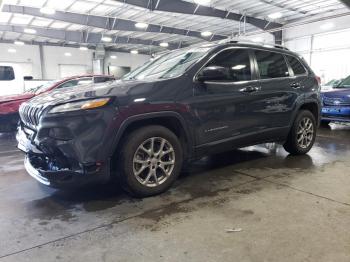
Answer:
0, 74, 115, 132
17, 42, 321, 197
0, 63, 48, 96
321, 78, 343, 91
321, 75, 350, 125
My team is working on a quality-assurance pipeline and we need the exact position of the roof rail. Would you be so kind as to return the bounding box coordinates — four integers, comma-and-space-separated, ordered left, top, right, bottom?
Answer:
217, 38, 289, 51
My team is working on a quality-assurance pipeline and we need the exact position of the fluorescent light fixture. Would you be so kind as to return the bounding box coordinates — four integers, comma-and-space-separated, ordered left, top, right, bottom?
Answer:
135, 22, 148, 29
8, 48, 16, 53
64, 52, 72, 57
79, 46, 88, 51
110, 55, 117, 59
24, 28, 36, 34
131, 50, 138, 54
40, 7, 56, 15
252, 37, 263, 42
159, 42, 169, 47
268, 12, 282, 19
101, 36, 112, 42
134, 98, 146, 102
194, 0, 211, 5
14, 41, 25, 46
232, 65, 246, 70
320, 22, 334, 30
201, 31, 212, 37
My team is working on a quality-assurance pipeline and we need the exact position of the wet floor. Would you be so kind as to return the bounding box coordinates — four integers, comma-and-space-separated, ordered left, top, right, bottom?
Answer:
0, 124, 350, 262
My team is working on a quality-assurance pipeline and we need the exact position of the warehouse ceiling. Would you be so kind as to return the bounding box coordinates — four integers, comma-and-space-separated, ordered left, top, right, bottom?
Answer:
0, 0, 348, 54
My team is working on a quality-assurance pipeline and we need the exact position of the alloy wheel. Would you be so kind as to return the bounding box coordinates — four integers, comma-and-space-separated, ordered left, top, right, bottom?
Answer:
297, 117, 314, 149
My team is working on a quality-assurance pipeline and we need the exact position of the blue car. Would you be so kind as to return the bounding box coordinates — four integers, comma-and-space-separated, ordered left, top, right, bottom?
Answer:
321, 75, 350, 125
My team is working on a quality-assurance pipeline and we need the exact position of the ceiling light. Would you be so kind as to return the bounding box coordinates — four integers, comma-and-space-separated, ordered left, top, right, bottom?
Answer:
14, 41, 25, 46
159, 42, 169, 47
320, 22, 334, 30
252, 37, 263, 42
268, 12, 282, 19
131, 50, 138, 54
79, 46, 88, 51
64, 52, 72, 57
101, 36, 112, 42
110, 55, 117, 59
135, 22, 148, 29
201, 31, 212, 37
194, 0, 211, 5
40, 7, 56, 15
24, 28, 36, 34
8, 48, 16, 53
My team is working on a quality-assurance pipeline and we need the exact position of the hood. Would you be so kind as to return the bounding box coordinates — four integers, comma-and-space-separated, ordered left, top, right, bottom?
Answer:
322, 88, 350, 98
24, 79, 155, 108
0, 92, 34, 103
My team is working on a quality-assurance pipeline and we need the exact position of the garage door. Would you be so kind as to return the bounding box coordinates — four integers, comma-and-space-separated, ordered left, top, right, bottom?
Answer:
59, 64, 88, 78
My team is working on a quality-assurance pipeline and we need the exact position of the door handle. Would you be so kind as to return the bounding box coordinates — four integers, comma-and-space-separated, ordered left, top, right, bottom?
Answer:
290, 82, 301, 89
240, 86, 261, 93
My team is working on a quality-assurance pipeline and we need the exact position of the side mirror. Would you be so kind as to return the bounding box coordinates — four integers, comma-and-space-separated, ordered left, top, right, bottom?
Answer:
24, 76, 33, 80
197, 66, 228, 82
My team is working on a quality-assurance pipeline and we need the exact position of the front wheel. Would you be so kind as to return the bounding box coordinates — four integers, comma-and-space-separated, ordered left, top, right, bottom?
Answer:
117, 125, 183, 197
283, 110, 317, 155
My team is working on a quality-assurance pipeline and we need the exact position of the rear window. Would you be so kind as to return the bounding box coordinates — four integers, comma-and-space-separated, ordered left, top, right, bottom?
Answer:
255, 51, 290, 79
0, 66, 15, 81
286, 55, 307, 75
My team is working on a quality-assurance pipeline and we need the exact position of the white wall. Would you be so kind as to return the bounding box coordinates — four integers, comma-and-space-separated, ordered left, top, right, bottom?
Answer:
0, 44, 151, 80
283, 15, 350, 84
0, 43, 42, 79
104, 51, 150, 75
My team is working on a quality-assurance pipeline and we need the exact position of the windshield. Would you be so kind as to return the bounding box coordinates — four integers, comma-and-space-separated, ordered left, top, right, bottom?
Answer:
33, 79, 61, 94
123, 47, 211, 80
336, 76, 350, 89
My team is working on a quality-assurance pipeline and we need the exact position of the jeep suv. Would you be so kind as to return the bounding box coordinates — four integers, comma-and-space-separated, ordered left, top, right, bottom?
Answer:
17, 42, 321, 197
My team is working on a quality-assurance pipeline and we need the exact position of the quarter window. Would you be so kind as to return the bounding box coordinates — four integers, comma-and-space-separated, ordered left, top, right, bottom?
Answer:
205, 49, 252, 82
286, 55, 307, 75
0, 66, 15, 81
255, 51, 290, 79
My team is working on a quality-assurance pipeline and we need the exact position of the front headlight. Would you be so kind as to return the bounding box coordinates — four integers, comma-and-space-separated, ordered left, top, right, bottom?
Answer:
49, 98, 111, 114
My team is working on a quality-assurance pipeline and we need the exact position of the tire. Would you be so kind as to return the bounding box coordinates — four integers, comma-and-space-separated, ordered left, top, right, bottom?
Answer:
117, 125, 183, 197
283, 110, 317, 155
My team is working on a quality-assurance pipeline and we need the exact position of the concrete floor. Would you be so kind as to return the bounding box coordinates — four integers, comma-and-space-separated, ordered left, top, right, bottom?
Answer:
0, 124, 350, 262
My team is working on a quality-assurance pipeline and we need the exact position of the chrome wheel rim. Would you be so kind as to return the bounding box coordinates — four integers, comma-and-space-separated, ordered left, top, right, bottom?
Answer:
297, 117, 314, 149
133, 137, 175, 187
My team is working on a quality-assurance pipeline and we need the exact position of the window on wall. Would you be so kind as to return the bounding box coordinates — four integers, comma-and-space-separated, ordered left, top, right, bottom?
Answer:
286, 56, 307, 75
255, 51, 290, 79
205, 49, 252, 82
0, 66, 15, 81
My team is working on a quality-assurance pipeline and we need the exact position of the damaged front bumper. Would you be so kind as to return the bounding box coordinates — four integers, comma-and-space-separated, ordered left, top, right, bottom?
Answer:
17, 124, 111, 188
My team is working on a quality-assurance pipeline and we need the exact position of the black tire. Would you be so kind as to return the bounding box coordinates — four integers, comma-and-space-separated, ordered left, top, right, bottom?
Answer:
320, 120, 331, 127
117, 125, 183, 197
283, 110, 317, 155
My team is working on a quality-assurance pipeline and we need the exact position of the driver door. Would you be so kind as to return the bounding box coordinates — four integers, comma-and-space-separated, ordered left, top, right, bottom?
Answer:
189, 48, 263, 147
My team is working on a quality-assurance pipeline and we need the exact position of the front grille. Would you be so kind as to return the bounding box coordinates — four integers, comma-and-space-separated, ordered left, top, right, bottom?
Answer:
323, 96, 350, 106
19, 103, 43, 127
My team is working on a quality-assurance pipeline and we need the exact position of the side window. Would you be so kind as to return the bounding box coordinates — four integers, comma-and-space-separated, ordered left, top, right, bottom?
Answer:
205, 49, 252, 82
77, 77, 93, 85
286, 55, 307, 75
255, 51, 290, 79
94, 77, 114, 83
0, 66, 15, 81
58, 80, 79, 89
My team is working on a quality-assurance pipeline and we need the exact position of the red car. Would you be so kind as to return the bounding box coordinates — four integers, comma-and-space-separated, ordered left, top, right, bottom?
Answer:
0, 74, 115, 132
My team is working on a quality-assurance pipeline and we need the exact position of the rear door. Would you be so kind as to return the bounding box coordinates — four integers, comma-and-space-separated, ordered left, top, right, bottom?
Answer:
253, 50, 300, 129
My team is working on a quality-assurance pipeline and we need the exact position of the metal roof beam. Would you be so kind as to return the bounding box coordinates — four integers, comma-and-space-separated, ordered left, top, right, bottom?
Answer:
112, 0, 282, 33
0, 24, 187, 50
2, 4, 228, 42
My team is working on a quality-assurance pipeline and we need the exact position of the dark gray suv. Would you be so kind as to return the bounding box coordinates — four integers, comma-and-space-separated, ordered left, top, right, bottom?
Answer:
17, 41, 321, 197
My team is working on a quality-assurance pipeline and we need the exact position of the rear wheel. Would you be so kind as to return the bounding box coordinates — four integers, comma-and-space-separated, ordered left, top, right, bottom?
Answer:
117, 125, 183, 197
284, 110, 317, 155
